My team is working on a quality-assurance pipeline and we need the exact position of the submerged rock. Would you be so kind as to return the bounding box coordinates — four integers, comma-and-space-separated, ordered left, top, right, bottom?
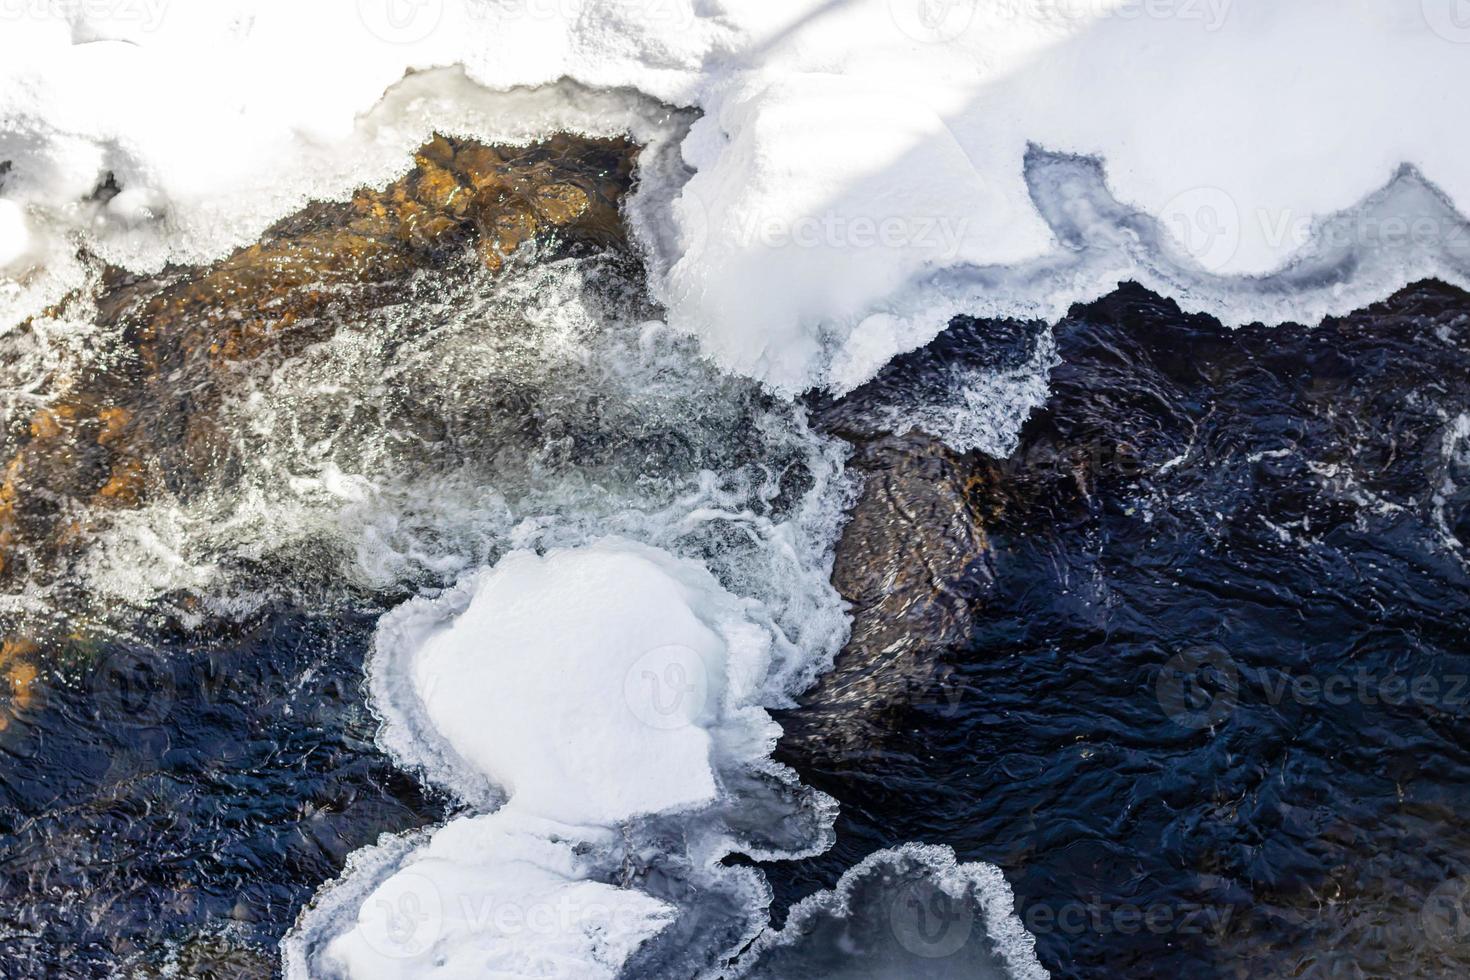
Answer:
779, 431, 999, 758
0, 132, 640, 720
0, 139, 635, 574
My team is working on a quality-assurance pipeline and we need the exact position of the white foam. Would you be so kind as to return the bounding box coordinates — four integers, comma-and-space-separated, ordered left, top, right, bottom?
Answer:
5, 1, 1470, 394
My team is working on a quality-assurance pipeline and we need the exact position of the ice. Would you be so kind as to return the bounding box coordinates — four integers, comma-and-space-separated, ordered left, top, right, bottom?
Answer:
5, 1, 1470, 393
736, 844, 1047, 980
310, 812, 677, 980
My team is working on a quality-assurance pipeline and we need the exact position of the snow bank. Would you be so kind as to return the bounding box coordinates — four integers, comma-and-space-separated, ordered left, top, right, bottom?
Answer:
315, 812, 677, 979
5, 1, 1470, 393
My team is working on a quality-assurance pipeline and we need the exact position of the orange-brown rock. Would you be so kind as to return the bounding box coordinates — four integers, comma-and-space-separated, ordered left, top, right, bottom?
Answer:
0, 132, 641, 605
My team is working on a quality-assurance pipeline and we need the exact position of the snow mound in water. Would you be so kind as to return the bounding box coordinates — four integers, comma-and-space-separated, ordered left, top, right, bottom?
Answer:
368, 539, 788, 821
286, 538, 835, 978
311, 812, 677, 979
6, 1, 1470, 393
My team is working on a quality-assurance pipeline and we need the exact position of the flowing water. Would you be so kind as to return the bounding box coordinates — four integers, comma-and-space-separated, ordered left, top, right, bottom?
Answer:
1, 143, 1469, 977
775, 281, 1470, 979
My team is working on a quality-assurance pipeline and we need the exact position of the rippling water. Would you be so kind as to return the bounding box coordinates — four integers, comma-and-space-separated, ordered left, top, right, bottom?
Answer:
775, 281, 1470, 978
0, 606, 437, 976
2, 270, 1469, 977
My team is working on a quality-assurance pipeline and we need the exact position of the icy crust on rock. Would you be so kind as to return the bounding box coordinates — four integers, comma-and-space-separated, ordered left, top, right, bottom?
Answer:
285, 539, 838, 979
5, 1, 1470, 394
735, 844, 1047, 980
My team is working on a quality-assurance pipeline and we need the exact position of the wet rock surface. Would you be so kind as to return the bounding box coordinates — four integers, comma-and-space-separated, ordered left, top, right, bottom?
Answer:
777, 430, 996, 758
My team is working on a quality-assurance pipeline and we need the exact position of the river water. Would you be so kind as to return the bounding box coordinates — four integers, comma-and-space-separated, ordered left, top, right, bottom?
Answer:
0, 182, 1467, 975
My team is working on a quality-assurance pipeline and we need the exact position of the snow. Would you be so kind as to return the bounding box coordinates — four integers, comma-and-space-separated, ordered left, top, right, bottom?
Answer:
317, 811, 677, 980
374, 540, 782, 825
3, 1, 1469, 392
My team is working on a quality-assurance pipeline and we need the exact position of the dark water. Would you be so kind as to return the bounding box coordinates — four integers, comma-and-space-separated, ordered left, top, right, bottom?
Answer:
0, 603, 437, 977
774, 282, 1470, 979
3, 281, 1469, 977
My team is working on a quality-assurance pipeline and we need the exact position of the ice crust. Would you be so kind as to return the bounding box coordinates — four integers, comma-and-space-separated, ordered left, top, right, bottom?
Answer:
4, 1, 1470, 393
